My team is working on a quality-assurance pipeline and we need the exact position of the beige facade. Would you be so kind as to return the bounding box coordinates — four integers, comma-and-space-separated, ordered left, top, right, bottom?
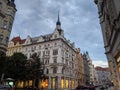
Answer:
0, 0, 17, 53
76, 48, 85, 86
95, 0, 120, 89
6, 36, 25, 56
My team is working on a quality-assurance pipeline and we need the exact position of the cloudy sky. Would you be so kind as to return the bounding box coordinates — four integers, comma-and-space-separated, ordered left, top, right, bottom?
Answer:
11, 0, 108, 67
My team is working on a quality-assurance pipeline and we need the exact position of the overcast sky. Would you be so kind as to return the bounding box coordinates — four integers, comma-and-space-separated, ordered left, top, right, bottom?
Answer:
11, 0, 108, 67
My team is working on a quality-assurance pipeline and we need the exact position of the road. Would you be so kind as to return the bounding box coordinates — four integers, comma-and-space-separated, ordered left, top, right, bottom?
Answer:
95, 86, 114, 90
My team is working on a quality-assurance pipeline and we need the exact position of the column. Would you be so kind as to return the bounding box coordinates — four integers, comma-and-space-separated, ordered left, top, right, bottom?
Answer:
58, 76, 61, 89
68, 78, 70, 90
48, 76, 51, 89
64, 77, 66, 89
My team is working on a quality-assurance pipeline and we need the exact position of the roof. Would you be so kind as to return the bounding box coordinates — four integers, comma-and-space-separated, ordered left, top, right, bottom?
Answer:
11, 36, 26, 44
95, 66, 109, 71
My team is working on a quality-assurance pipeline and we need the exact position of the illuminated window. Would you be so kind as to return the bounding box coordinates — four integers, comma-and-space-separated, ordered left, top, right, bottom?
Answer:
61, 78, 64, 89
117, 56, 120, 63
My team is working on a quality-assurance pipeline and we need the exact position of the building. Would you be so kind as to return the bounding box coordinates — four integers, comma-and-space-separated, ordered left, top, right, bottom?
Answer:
6, 36, 26, 56
0, 0, 17, 53
19, 14, 78, 90
94, 0, 120, 89
88, 60, 95, 85
95, 66, 111, 86
76, 48, 85, 86
83, 52, 90, 85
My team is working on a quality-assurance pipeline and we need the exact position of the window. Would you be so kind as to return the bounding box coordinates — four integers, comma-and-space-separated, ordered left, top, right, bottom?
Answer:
62, 68, 64, 74
43, 50, 50, 56
39, 45, 41, 49
2, 20, 7, 29
6, 8, 11, 15
54, 43, 57, 46
53, 58, 57, 63
46, 69, 49, 74
0, 34, 3, 42
38, 51, 41, 56
5, 37, 9, 44
0, 2, 2, 9
53, 49, 58, 55
11, 10, 15, 17
54, 34, 57, 39
53, 67, 57, 73
8, 22, 12, 31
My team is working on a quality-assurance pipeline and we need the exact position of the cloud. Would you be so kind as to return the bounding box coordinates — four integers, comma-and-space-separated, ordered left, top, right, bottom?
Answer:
11, 0, 107, 64
93, 60, 108, 67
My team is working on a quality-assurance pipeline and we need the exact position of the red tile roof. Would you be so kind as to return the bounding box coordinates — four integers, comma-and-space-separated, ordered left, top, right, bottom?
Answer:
95, 66, 109, 71
11, 36, 26, 44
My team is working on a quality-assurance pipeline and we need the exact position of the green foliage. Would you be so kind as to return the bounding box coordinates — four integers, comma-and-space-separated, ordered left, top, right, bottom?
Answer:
5, 53, 27, 80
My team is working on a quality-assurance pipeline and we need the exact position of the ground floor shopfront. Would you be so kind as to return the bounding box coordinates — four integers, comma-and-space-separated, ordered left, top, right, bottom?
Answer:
16, 76, 78, 90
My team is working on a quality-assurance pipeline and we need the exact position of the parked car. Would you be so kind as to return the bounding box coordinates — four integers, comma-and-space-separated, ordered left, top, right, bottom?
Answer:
0, 85, 12, 90
88, 84, 95, 90
75, 85, 89, 90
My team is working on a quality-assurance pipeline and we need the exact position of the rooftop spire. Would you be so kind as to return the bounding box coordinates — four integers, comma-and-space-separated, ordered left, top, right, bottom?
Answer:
56, 11, 61, 25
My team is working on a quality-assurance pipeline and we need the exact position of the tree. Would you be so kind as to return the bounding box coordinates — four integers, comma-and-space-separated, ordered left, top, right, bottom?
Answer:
5, 53, 27, 81
26, 53, 45, 89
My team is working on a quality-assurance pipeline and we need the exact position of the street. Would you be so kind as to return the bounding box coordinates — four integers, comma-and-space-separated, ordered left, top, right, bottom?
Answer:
95, 86, 114, 90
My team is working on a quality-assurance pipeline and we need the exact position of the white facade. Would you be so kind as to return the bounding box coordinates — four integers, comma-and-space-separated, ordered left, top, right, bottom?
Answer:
88, 60, 95, 85
22, 16, 78, 89
95, 67, 111, 86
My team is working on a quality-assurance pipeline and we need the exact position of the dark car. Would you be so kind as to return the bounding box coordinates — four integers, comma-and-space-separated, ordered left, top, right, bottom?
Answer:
0, 85, 11, 90
88, 84, 95, 90
75, 85, 89, 90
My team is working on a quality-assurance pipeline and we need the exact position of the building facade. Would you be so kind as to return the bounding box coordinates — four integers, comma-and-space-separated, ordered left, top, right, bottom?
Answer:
94, 0, 120, 89
83, 52, 90, 85
20, 15, 78, 90
76, 48, 85, 86
6, 36, 25, 56
0, 0, 17, 53
88, 60, 95, 85
95, 67, 111, 86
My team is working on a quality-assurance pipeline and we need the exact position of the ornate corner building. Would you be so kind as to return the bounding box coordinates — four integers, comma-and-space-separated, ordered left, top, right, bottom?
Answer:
94, 0, 120, 89
0, 0, 17, 53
